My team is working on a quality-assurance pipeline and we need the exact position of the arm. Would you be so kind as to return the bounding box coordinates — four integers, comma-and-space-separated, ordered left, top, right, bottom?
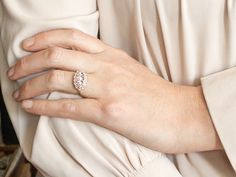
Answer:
7, 28, 223, 154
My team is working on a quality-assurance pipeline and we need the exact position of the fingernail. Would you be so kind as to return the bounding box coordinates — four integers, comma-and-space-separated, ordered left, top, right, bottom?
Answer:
22, 100, 33, 109
7, 67, 15, 78
23, 37, 34, 48
13, 90, 19, 99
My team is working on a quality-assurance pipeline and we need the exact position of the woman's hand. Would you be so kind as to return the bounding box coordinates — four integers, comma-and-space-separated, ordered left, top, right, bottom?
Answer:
7, 29, 222, 153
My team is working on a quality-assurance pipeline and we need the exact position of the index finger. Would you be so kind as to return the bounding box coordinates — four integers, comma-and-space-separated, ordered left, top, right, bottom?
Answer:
22, 29, 109, 53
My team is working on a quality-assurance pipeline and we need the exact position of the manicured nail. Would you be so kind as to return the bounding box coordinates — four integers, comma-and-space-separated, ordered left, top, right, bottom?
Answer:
13, 90, 19, 99
22, 100, 33, 109
7, 67, 15, 78
23, 37, 35, 48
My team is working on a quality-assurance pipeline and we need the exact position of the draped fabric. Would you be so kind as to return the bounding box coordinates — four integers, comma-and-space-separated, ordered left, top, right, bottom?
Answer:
1, 0, 236, 176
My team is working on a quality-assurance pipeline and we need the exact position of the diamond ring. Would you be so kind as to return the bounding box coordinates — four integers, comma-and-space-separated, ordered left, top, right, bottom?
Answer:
73, 71, 88, 92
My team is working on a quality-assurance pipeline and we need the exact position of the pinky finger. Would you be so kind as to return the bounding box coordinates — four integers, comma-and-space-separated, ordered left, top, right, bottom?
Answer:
21, 99, 103, 124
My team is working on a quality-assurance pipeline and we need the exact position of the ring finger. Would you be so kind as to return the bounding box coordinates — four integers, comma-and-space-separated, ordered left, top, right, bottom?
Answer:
13, 70, 100, 101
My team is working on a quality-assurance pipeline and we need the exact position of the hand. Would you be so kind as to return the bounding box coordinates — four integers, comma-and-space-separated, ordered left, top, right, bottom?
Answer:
8, 29, 222, 153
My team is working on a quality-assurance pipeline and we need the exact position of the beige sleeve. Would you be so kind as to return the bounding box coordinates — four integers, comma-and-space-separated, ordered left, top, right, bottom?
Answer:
0, 1, 182, 177
201, 67, 236, 171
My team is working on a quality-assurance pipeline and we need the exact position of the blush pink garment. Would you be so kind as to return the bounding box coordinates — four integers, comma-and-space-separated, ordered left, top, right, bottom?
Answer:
0, 0, 236, 177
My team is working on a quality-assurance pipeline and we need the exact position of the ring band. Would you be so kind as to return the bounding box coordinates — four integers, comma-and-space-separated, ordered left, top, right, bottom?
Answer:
73, 71, 88, 92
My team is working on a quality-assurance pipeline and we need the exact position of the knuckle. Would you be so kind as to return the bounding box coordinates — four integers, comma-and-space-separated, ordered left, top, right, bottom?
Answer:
99, 61, 117, 75
61, 100, 77, 113
102, 101, 122, 120
18, 57, 28, 70
20, 81, 30, 93
46, 47, 63, 65
36, 102, 47, 112
36, 31, 48, 42
116, 48, 129, 57
69, 29, 80, 41
46, 70, 65, 90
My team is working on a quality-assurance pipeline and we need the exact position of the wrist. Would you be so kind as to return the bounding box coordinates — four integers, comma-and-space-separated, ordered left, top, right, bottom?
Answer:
178, 85, 223, 152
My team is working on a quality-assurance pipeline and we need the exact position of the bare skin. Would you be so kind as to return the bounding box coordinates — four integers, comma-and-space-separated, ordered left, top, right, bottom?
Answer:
7, 29, 222, 153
